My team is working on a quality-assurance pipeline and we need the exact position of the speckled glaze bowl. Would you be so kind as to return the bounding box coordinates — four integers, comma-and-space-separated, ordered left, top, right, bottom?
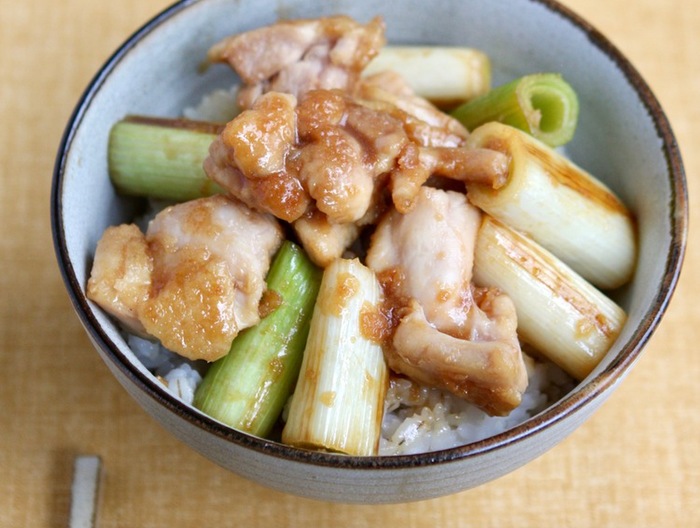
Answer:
52, 0, 687, 503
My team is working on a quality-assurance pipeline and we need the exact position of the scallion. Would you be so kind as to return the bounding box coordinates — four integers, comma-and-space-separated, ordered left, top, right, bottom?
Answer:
193, 241, 322, 438
108, 116, 224, 202
451, 73, 579, 146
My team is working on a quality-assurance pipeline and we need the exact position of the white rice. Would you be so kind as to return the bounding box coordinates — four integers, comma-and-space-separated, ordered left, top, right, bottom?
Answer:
162, 364, 202, 405
182, 86, 240, 123
379, 360, 572, 455
128, 335, 203, 405
121, 87, 575, 453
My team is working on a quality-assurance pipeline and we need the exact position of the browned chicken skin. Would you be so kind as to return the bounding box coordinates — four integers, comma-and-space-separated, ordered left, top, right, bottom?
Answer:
204, 89, 508, 264
390, 297, 526, 416
87, 195, 283, 362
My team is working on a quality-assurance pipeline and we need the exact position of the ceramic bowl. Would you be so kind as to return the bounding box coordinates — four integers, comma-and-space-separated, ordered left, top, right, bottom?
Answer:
52, 0, 687, 503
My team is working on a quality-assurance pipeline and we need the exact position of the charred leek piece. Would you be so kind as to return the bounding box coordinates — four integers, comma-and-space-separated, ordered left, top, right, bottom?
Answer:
109, 116, 224, 202
193, 241, 322, 438
282, 258, 389, 456
465, 122, 636, 290
473, 216, 627, 380
451, 73, 579, 146
364, 46, 491, 107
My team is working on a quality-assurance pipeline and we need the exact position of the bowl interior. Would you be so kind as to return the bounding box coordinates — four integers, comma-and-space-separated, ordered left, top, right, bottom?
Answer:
53, 0, 686, 490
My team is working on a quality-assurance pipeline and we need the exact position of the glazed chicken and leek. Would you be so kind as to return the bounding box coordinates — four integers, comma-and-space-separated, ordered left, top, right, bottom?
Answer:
86, 15, 634, 456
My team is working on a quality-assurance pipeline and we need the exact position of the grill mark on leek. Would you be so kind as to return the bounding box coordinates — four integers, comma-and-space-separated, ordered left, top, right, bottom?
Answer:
473, 216, 627, 380
521, 141, 629, 215
488, 218, 617, 339
465, 122, 637, 290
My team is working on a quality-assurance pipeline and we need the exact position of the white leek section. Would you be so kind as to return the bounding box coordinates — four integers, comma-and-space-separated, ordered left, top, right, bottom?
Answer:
466, 122, 637, 290
282, 258, 388, 455
364, 46, 491, 106
473, 216, 627, 380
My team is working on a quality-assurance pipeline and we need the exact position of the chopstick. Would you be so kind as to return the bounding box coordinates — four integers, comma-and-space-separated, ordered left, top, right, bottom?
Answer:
69, 455, 102, 528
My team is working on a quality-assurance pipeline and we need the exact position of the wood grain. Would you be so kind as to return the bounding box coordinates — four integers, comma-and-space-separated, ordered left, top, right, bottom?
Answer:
1, 0, 698, 525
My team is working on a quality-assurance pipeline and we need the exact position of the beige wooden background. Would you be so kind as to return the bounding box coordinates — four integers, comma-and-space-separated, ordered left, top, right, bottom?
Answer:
1, 0, 698, 525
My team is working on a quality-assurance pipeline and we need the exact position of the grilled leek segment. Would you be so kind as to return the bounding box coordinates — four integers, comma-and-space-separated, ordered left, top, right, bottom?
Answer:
364, 45, 491, 107
473, 216, 626, 380
109, 116, 223, 201
282, 258, 389, 455
465, 122, 636, 290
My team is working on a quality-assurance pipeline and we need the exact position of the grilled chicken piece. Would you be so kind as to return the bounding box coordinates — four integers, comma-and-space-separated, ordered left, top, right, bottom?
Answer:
204, 89, 507, 265
86, 224, 152, 336
87, 195, 283, 362
358, 71, 468, 147
205, 89, 403, 225
391, 296, 527, 416
204, 92, 310, 223
366, 187, 528, 415
368, 187, 482, 336
207, 15, 385, 108
292, 207, 361, 268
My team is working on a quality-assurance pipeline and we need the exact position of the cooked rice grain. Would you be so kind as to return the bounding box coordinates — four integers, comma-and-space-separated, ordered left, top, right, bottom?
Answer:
379, 360, 572, 455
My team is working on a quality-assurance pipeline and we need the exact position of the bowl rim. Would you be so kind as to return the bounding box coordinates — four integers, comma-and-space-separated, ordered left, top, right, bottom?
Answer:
51, 0, 688, 470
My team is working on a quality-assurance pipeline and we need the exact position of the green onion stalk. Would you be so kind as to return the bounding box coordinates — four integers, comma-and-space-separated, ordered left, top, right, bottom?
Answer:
108, 116, 224, 202
451, 73, 579, 147
193, 241, 322, 438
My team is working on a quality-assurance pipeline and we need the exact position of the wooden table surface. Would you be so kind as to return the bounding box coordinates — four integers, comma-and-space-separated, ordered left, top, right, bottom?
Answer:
2, 0, 698, 526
